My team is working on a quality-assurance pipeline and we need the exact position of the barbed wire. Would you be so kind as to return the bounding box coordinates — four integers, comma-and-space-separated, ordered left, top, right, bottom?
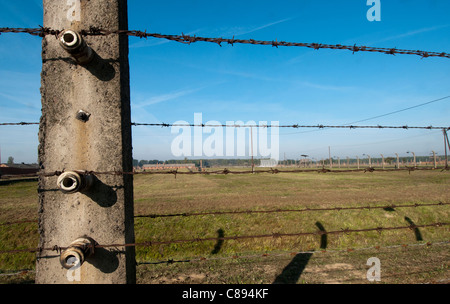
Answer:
2, 241, 448, 279
132, 122, 450, 130
0, 222, 447, 255
35, 166, 450, 178
1, 166, 447, 181
0, 122, 39, 126
135, 201, 450, 219
334, 269, 449, 284
3, 241, 448, 278
1, 27, 449, 59
1, 25, 449, 280
106, 222, 449, 251
2, 121, 449, 130
2, 202, 447, 227
0, 269, 34, 277
424, 278, 450, 284
2, 269, 448, 284
136, 240, 450, 266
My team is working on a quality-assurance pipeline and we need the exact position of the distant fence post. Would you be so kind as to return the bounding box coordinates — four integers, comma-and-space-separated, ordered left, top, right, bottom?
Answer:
444, 129, 449, 168
36, 0, 135, 284
328, 146, 332, 169
431, 151, 437, 169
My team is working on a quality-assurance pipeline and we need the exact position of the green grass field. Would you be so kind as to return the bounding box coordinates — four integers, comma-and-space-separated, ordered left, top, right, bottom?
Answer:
0, 169, 449, 284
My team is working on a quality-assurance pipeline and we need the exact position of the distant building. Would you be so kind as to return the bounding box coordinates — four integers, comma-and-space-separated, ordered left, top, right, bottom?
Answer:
259, 159, 278, 167
0, 163, 39, 178
142, 163, 196, 171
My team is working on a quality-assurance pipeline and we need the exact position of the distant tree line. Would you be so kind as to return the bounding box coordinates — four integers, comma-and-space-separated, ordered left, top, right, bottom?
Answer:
133, 155, 446, 168
133, 158, 263, 168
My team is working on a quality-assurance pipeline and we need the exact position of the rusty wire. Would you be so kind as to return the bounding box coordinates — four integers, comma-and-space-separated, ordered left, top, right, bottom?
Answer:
132, 122, 450, 130
40, 166, 450, 178
0, 222, 447, 255
1, 165, 447, 180
1, 166, 448, 183
1, 26, 449, 59
1, 26, 449, 271
0, 122, 39, 126
2, 202, 447, 227
2, 241, 448, 276
135, 202, 450, 219
118, 222, 448, 250
2, 121, 449, 130
136, 240, 450, 266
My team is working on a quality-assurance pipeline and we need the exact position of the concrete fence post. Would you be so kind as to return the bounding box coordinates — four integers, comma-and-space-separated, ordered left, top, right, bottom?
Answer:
36, 0, 135, 284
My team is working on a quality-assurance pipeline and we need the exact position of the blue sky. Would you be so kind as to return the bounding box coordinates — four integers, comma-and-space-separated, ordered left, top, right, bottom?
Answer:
0, 0, 449, 163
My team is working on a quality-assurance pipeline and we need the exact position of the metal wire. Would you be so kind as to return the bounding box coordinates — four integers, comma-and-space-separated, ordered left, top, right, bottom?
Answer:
1, 25, 449, 279
131, 123, 450, 130
0, 27, 449, 59
0, 122, 39, 126
136, 240, 450, 265
3, 242, 448, 279
1, 165, 447, 180
122, 222, 448, 250
36, 166, 450, 178
3, 202, 447, 226
135, 201, 450, 219
0, 222, 446, 255
2, 121, 448, 130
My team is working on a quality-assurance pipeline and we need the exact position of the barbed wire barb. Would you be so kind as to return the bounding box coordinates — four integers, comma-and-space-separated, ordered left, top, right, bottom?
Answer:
1, 27, 449, 59
3, 121, 449, 130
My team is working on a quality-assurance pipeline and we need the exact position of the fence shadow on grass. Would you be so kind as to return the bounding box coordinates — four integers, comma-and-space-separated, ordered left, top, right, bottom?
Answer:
272, 252, 313, 284
404, 216, 423, 241
383, 207, 423, 241
272, 221, 327, 284
211, 228, 225, 254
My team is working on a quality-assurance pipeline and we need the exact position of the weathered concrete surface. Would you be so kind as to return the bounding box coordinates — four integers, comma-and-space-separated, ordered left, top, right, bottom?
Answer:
36, 0, 135, 284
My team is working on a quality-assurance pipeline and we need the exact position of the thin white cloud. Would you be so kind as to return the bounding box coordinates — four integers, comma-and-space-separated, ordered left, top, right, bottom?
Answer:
132, 87, 201, 108
133, 80, 229, 109
297, 81, 354, 92
235, 17, 294, 36
0, 92, 40, 109
213, 17, 294, 38
369, 24, 450, 45
234, 71, 353, 91
203, 68, 354, 92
